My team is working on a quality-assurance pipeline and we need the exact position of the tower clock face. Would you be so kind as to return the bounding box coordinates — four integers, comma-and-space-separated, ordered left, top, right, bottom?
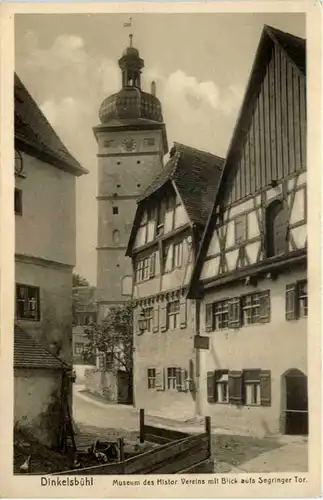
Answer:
122, 137, 137, 152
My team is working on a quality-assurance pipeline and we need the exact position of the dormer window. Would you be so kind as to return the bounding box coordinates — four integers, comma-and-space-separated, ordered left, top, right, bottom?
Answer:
265, 199, 287, 257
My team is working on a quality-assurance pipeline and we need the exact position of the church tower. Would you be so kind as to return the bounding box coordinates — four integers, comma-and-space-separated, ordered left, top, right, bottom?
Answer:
94, 35, 168, 321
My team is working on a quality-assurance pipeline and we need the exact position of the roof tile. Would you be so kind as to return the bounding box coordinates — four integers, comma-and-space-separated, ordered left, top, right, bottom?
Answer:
15, 74, 87, 176
14, 325, 65, 370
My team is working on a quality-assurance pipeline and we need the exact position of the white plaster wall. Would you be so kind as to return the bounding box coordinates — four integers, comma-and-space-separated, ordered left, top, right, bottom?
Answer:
14, 369, 62, 447
15, 152, 76, 266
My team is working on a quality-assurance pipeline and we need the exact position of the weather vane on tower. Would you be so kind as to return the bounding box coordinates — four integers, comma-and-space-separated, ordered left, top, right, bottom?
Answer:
123, 17, 133, 46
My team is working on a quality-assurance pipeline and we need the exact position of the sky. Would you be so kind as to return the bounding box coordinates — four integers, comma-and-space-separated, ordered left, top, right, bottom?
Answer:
15, 13, 305, 285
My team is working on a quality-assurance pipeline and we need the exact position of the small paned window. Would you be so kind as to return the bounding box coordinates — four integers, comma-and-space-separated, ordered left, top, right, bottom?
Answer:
167, 300, 180, 330
16, 284, 40, 321
147, 368, 156, 389
285, 280, 308, 320
112, 206, 119, 215
167, 367, 177, 390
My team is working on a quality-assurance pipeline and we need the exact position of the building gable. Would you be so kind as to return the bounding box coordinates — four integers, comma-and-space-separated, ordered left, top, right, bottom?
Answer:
225, 37, 306, 206
188, 26, 306, 298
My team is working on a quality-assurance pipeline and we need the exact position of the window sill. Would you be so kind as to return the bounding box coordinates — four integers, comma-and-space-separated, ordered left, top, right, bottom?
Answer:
17, 317, 40, 322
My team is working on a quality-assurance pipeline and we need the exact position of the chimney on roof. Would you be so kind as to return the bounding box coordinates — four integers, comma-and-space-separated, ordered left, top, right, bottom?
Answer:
151, 81, 156, 96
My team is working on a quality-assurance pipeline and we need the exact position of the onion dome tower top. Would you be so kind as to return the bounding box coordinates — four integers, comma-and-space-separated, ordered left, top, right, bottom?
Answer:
99, 34, 164, 124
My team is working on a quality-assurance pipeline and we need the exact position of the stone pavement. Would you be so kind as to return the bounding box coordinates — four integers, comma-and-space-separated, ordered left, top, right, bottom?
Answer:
234, 438, 308, 473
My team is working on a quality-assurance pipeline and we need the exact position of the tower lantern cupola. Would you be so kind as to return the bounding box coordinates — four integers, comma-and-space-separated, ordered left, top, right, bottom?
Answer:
118, 34, 144, 89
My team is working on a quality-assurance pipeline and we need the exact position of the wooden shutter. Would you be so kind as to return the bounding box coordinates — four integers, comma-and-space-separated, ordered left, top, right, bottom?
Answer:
228, 298, 241, 328
260, 370, 271, 406
228, 370, 243, 405
205, 303, 214, 332
176, 367, 182, 391
206, 371, 216, 403
285, 283, 298, 320
181, 368, 188, 392
152, 303, 159, 333
160, 302, 168, 332
179, 298, 187, 329
259, 291, 270, 323
156, 368, 165, 391
149, 253, 156, 278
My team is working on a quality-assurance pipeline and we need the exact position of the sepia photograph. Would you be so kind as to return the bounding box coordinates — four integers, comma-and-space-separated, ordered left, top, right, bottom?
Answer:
1, 1, 322, 496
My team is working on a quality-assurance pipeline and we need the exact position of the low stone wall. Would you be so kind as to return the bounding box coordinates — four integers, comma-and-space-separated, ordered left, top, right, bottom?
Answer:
84, 368, 118, 402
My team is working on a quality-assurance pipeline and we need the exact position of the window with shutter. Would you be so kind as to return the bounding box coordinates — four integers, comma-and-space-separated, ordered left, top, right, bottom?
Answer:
228, 371, 243, 405
205, 303, 214, 332
167, 367, 177, 390
160, 302, 168, 332
259, 291, 270, 323
243, 369, 261, 406
298, 280, 308, 318
285, 283, 298, 320
260, 370, 271, 406
215, 371, 229, 403
228, 298, 241, 328
179, 298, 187, 329
149, 253, 156, 278
152, 303, 159, 333
206, 371, 216, 403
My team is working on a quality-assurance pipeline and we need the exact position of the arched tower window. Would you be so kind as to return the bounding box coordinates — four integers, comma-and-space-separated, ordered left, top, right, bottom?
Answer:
265, 199, 287, 258
112, 229, 120, 244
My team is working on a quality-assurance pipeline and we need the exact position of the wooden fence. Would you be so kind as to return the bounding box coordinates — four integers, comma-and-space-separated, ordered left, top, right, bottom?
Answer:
53, 411, 213, 475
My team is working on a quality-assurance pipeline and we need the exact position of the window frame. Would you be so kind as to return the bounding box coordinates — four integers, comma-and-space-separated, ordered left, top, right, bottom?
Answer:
74, 343, 84, 355
172, 241, 183, 269
167, 366, 177, 390
286, 279, 308, 320
16, 283, 40, 321
143, 306, 153, 332
243, 370, 261, 407
112, 206, 119, 215
215, 371, 229, 404
147, 368, 156, 389
167, 299, 180, 330
135, 256, 151, 283
213, 300, 229, 330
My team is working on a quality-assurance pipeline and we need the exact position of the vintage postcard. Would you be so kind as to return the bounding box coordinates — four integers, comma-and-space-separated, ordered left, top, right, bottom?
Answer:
0, 0, 322, 497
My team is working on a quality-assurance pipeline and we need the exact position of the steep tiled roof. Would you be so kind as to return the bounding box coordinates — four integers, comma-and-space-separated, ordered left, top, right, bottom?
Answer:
15, 74, 88, 177
138, 143, 225, 226
14, 325, 65, 370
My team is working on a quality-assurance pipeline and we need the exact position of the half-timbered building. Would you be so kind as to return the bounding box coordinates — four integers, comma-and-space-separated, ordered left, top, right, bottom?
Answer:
188, 26, 307, 436
126, 143, 224, 418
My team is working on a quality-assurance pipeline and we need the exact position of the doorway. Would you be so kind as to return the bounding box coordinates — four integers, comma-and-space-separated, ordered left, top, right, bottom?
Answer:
282, 369, 308, 435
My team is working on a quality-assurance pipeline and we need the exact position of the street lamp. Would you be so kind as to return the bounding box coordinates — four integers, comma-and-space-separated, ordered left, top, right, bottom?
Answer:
137, 309, 147, 333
